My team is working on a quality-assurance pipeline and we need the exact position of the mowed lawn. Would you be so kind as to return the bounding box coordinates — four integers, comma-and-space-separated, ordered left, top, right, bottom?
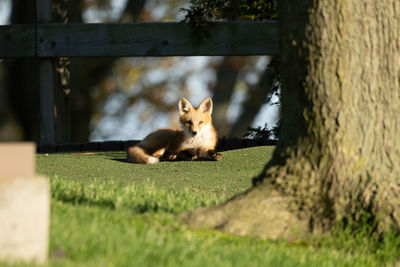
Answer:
13, 146, 396, 266
37, 146, 270, 198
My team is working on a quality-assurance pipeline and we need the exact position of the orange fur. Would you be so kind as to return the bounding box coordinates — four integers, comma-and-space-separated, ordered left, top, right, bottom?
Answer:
127, 97, 221, 164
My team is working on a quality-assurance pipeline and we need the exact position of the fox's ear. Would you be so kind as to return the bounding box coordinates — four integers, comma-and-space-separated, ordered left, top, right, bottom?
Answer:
179, 97, 193, 115
199, 97, 213, 114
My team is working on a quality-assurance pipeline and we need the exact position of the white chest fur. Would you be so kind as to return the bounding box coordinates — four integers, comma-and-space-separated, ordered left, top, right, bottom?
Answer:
180, 125, 215, 150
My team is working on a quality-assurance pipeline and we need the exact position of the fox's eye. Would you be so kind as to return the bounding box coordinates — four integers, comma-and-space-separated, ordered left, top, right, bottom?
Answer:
187, 120, 193, 125
199, 121, 204, 124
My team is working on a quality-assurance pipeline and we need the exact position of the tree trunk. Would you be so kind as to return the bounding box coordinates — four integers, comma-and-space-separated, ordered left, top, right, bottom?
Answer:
51, 0, 71, 143
184, 0, 400, 239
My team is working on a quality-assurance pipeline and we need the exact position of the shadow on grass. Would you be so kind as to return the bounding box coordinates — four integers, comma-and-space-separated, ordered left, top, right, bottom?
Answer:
53, 192, 170, 213
53, 191, 191, 213
108, 157, 220, 164
110, 158, 129, 164
53, 193, 117, 210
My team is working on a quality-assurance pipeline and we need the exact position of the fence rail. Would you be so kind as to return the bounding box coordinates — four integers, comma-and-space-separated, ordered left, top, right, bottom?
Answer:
0, 21, 279, 58
0, 25, 36, 57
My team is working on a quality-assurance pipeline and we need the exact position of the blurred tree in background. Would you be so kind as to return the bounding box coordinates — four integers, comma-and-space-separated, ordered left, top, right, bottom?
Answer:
0, 0, 279, 143
183, 0, 280, 138
183, 0, 277, 23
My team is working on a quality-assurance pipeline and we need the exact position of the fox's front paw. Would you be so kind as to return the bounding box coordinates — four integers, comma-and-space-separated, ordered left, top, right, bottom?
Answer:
160, 153, 177, 161
168, 154, 177, 161
176, 150, 194, 161
207, 150, 221, 161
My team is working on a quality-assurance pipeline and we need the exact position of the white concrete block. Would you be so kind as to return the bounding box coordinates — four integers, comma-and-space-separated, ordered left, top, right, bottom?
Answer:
0, 177, 50, 264
0, 143, 35, 177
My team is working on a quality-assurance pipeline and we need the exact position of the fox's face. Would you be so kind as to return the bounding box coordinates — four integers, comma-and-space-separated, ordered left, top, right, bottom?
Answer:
179, 97, 213, 136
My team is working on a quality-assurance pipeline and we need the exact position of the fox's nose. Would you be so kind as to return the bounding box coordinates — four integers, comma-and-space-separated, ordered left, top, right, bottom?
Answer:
192, 131, 197, 136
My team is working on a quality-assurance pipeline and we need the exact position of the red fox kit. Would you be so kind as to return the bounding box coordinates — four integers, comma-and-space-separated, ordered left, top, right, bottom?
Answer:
127, 97, 221, 164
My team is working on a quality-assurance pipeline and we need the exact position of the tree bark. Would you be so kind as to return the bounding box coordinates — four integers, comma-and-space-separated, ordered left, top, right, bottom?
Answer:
184, 0, 400, 239
50, 0, 71, 143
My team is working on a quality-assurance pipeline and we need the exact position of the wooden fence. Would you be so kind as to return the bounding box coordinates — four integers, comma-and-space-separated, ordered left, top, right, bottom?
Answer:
0, 1, 279, 145
1, 22, 279, 58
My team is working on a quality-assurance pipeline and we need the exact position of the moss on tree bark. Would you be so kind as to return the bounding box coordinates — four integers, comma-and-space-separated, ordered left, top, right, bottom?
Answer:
184, 0, 400, 239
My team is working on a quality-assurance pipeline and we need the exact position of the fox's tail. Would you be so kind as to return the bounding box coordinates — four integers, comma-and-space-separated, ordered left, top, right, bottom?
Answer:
126, 145, 159, 164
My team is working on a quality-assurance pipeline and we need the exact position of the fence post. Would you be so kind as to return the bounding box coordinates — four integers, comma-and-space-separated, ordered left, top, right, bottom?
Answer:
36, 0, 71, 144
37, 0, 55, 145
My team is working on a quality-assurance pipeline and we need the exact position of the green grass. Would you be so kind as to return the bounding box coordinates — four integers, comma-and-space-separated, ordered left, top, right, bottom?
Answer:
3, 146, 398, 266
37, 146, 271, 198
